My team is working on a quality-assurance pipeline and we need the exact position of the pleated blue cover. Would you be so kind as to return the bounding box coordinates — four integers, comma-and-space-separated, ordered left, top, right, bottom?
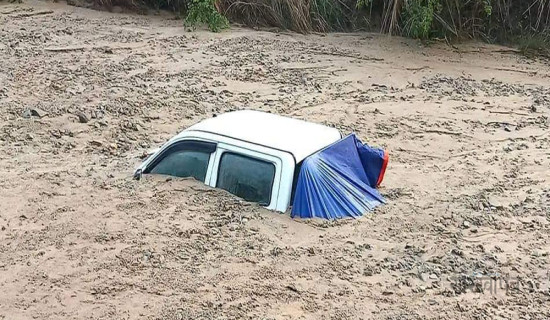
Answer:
291, 134, 386, 219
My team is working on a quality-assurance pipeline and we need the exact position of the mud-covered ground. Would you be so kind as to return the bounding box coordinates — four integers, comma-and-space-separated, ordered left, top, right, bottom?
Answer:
1, 1, 549, 319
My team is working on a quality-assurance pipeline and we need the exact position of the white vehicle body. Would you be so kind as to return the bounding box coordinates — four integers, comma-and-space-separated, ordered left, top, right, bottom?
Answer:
135, 110, 341, 212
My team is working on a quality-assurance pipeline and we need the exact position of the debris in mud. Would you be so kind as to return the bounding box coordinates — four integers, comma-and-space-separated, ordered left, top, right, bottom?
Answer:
75, 110, 89, 123
420, 74, 550, 109
22, 107, 48, 118
89, 140, 103, 147
1, 2, 550, 319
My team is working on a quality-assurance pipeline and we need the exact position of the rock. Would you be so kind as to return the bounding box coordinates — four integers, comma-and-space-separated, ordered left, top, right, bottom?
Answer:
420, 273, 429, 281
91, 110, 105, 119
488, 197, 504, 209
429, 274, 438, 280
463, 221, 471, 228
89, 140, 103, 147
450, 248, 463, 256
33, 108, 48, 117
50, 130, 62, 139
478, 202, 484, 211
75, 111, 89, 123
285, 284, 300, 293
22, 107, 48, 118
531, 250, 548, 257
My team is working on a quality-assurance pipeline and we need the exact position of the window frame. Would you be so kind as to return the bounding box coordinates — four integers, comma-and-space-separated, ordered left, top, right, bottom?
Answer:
215, 151, 276, 206
143, 139, 217, 182
137, 132, 292, 212
209, 143, 282, 209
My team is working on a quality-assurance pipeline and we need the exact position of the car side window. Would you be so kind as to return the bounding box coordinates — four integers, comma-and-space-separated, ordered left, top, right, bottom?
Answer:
216, 152, 275, 206
145, 140, 216, 182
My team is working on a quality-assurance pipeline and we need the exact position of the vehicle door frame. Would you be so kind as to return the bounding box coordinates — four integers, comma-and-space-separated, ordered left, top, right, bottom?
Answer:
138, 131, 296, 212
208, 142, 283, 211
139, 137, 218, 184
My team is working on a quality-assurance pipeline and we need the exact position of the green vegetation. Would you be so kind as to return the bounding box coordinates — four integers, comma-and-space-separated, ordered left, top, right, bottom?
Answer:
91, 0, 550, 50
402, 0, 440, 39
185, 0, 228, 32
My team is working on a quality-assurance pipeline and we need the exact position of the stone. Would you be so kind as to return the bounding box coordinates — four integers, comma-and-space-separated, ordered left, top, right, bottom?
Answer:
420, 273, 429, 281
75, 111, 89, 123
22, 107, 48, 118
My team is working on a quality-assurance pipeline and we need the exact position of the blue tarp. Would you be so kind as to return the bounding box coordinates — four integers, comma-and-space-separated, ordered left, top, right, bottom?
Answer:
291, 134, 388, 220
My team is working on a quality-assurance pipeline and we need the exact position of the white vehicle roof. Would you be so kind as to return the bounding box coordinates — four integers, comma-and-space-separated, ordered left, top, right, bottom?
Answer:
183, 110, 341, 162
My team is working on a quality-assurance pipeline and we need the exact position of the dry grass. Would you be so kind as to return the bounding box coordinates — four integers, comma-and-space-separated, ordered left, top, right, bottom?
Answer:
218, 0, 312, 33
84, 0, 550, 48
218, 0, 358, 33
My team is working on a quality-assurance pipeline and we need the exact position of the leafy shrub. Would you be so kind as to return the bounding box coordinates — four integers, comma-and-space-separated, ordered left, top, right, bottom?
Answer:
185, 0, 229, 32
402, 0, 440, 39
87, 0, 550, 51
481, 0, 492, 16
356, 0, 372, 9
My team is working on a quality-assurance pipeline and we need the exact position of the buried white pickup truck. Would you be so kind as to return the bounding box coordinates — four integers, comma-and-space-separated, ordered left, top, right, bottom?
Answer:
134, 110, 388, 219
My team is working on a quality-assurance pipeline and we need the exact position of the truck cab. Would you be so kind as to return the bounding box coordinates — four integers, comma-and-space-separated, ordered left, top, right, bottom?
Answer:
135, 110, 342, 212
